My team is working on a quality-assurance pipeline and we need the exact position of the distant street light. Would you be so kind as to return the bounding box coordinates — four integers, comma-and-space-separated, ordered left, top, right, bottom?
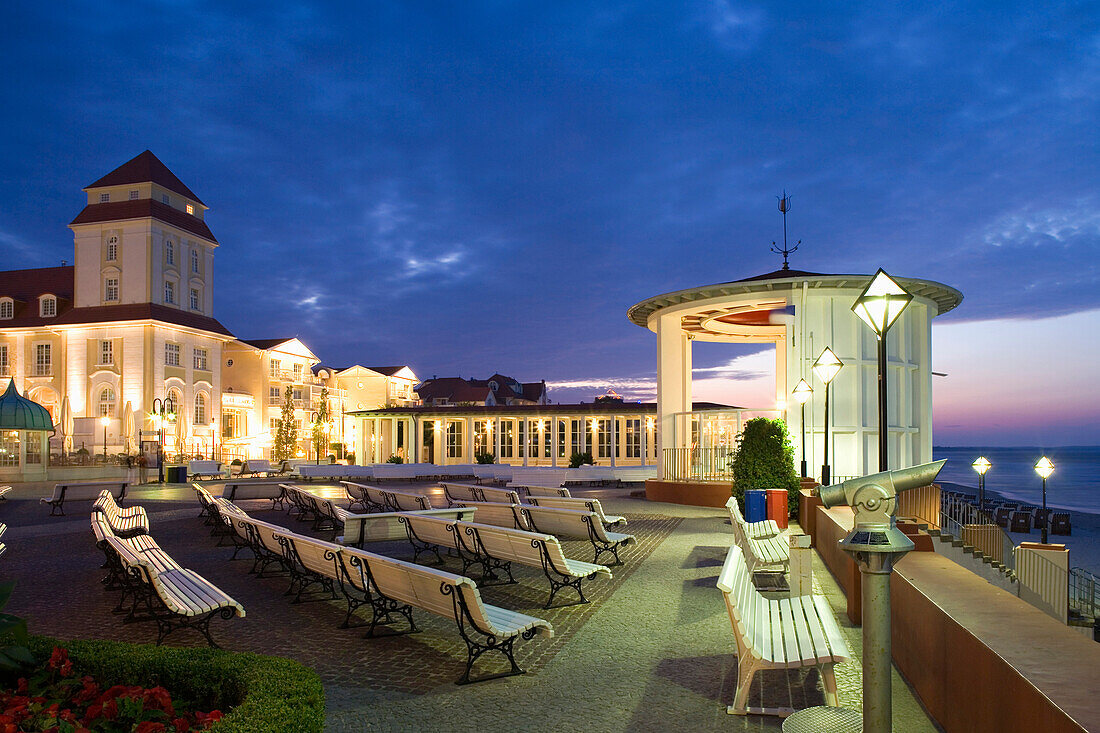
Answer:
791, 379, 813, 478
1034, 456, 1055, 543
972, 456, 991, 513
100, 416, 110, 458
852, 269, 913, 472
812, 347, 843, 485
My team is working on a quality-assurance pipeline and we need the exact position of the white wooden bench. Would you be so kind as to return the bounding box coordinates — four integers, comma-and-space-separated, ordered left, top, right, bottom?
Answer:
526, 496, 626, 526
0, 485, 12, 501
517, 505, 636, 565
478, 486, 521, 505
441, 482, 483, 506
717, 544, 850, 716
450, 501, 530, 531
726, 497, 783, 540
100, 534, 244, 647
728, 502, 790, 574
507, 469, 567, 489
336, 545, 553, 684
522, 485, 571, 498
341, 481, 388, 513
41, 481, 128, 516
188, 460, 227, 479
220, 481, 287, 510
380, 488, 433, 512
239, 459, 275, 477
93, 491, 150, 538
268, 529, 343, 603
339, 507, 476, 546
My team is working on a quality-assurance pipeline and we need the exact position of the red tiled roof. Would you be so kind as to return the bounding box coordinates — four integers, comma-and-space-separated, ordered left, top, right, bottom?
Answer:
0, 266, 75, 302
86, 150, 205, 205
239, 338, 296, 350
521, 381, 547, 402
70, 199, 218, 243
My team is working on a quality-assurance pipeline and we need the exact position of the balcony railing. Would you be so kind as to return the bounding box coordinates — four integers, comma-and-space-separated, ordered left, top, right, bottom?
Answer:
662, 447, 736, 481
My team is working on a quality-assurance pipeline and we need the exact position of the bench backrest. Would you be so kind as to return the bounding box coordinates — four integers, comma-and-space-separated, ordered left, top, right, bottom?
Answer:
440, 482, 483, 504
381, 488, 432, 512
91, 512, 114, 543
221, 482, 284, 500
716, 544, 761, 649
233, 515, 286, 556
518, 505, 602, 540
340, 545, 471, 623
189, 460, 222, 474
478, 486, 521, 505
192, 483, 216, 509
523, 485, 571, 498
347, 482, 391, 510
459, 521, 555, 571
397, 513, 464, 553
50, 482, 127, 503
527, 496, 614, 523
241, 460, 274, 473
276, 531, 343, 580
452, 501, 528, 530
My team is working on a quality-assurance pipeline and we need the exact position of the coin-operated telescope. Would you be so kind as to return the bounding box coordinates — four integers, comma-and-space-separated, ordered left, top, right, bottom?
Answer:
818, 460, 945, 733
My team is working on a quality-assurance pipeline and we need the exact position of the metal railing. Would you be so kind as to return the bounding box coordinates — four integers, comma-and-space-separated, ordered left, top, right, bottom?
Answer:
940, 495, 1016, 573
662, 447, 735, 481
1070, 567, 1100, 621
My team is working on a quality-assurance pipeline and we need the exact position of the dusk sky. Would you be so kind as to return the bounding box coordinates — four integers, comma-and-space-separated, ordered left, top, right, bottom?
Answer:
1, 2, 1097, 446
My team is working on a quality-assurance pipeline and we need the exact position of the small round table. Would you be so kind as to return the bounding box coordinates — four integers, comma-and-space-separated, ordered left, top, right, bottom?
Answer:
782, 706, 862, 733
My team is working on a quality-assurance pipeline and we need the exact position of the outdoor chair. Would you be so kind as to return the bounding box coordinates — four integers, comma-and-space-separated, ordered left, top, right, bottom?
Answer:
1050, 512, 1071, 535
1009, 510, 1032, 534
1032, 507, 1052, 530
993, 506, 1012, 528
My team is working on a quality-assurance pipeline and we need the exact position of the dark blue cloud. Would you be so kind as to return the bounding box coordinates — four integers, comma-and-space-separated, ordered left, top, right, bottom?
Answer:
0, 0, 1096, 389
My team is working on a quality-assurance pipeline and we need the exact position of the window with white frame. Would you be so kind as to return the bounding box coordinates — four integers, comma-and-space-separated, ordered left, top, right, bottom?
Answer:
34, 343, 50, 376
446, 421, 464, 458
270, 359, 281, 378
500, 420, 514, 458
269, 387, 281, 404
624, 419, 641, 458
292, 363, 303, 381
292, 388, 303, 402
190, 288, 200, 310
597, 419, 612, 458
0, 432, 18, 467
166, 241, 174, 265
165, 390, 180, 418
162, 193, 170, 204
40, 297, 56, 317
98, 386, 116, 417
104, 277, 119, 302
164, 342, 180, 366
0, 345, 8, 376
106, 236, 118, 261
164, 280, 175, 304
191, 249, 199, 273
129, 190, 139, 200
193, 348, 208, 371
270, 417, 279, 432
99, 193, 110, 203
99, 340, 113, 366
194, 393, 206, 424
0, 299, 11, 319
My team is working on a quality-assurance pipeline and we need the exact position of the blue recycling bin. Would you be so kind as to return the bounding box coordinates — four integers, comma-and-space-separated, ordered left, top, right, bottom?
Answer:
744, 490, 766, 524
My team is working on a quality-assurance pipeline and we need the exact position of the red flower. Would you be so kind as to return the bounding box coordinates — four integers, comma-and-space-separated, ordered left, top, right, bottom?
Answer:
47, 647, 68, 671
142, 686, 175, 716
194, 709, 224, 728
135, 722, 166, 733
171, 717, 191, 731
14, 679, 27, 695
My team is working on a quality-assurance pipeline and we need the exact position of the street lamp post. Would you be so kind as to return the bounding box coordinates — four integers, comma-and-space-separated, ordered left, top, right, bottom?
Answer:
151, 398, 173, 484
1035, 456, 1055, 543
852, 269, 914, 472
100, 416, 110, 458
791, 379, 813, 478
812, 348, 843, 485
972, 456, 991, 515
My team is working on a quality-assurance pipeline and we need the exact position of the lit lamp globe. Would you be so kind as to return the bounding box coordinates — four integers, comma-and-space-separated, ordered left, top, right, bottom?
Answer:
791, 379, 813, 478
812, 347, 843, 485
1034, 456, 1055, 543
972, 456, 991, 511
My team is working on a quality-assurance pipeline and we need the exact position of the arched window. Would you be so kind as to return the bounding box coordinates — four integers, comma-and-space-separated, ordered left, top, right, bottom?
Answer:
164, 389, 181, 418
194, 393, 206, 425
98, 386, 116, 418
40, 296, 56, 318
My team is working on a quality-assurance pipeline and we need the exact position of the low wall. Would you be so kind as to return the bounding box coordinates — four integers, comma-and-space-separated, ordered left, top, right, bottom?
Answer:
809, 502, 1100, 733
644, 479, 730, 508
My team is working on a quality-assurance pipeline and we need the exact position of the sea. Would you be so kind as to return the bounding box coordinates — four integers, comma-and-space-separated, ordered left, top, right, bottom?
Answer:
932, 446, 1100, 515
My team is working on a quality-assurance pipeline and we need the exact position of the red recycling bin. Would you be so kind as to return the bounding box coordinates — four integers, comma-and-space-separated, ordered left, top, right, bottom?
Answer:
766, 489, 789, 529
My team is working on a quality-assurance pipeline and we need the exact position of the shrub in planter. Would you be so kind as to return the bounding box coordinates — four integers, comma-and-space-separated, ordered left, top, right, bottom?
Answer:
474, 451, 496, 465
385, 455, 404, 464
730, 417, 801, 516
569, 452, 594, 468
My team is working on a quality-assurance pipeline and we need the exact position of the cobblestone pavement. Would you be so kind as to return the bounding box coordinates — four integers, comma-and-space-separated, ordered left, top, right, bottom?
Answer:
1, 480, 939, 732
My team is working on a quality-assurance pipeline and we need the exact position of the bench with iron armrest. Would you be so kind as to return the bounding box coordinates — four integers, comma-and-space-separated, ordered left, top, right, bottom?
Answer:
188, 460, 227, 480
728, 503, 789, 574
1051, 512, 1072, 535
395, 512, 492, 577
99, 534, 244, 647
209, 498, 250, 556
477, 486, 521, 505
451, 501, 530, 531
339, 507, 478, 546
526, 496, 626, 526
717, 544, 850, 716
725, 496, 783, 540
192, 483, 218, 524
279, 484, 321, 523
381, 488, 433, 512
517, 505, 636, 566
41, 481, 128, 516
281, 485, 350, 536
458, 519, 612, 608
341, 481, 390, 513
92, 491, 149, 538
269, 529, 342, 604
335, 545, 553, 684
220, 481, 288, 510
440, 482, 484, 506
230, 515, 297, 579
238, 459, 276, 477
0, 486, 11, 501
522, 485, 571, 498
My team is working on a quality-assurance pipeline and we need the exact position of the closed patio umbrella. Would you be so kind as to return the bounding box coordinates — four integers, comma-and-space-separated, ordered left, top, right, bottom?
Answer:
122, 401, 136, 454
175, 410, 189, 457
60, 396, 73, 455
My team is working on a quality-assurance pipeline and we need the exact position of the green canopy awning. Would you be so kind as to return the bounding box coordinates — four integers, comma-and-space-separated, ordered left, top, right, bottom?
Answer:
0, 380, 54, 431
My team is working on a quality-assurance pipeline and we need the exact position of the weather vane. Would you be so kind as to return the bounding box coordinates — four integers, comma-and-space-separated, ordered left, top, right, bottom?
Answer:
770, 190, 800, 270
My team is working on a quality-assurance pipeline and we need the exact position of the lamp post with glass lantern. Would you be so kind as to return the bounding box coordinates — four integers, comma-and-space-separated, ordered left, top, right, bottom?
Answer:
151, 397, 173, 484
972, 456, 991, 514
852, 269, 913, 472
100, 416, 110, 458
791, 379, 813, 478
812, 348, 843, 485
1035, 456, 1055, 543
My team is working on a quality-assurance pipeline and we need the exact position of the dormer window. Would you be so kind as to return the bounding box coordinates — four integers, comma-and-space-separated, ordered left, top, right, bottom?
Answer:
99, 193, 110, 203
129, 190, 139, 200
40, 296, 56, 318
0, 299, 12, 319
186, 204, 194, 215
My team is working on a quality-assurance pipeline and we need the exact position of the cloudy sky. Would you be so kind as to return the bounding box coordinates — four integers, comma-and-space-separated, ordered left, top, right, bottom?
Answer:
1, 1, 1097, 445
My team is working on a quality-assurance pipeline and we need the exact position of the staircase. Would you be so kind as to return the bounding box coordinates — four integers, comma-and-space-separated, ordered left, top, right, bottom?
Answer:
912, 520, 1019, 593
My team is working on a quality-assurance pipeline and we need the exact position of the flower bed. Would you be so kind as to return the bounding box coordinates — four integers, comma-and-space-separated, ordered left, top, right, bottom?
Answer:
4, 638, 324, 733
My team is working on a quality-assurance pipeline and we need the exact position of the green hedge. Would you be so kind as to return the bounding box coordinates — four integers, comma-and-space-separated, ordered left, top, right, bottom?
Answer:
24, 636, 324, 732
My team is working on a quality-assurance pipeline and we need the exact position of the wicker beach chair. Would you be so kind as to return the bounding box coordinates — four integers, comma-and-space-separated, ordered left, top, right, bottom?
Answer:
1050, 512, 1071, 536
1009, 510, 1032, 534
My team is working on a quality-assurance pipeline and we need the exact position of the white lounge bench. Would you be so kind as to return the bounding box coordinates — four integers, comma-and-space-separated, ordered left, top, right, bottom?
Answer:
340, 507, 478, 546
522, 485, 571, 498
41, 481, 128, 516
336, 545, 553, 683
441, 482, 483, 506
526, 496, 626, 526
239, 459, 275, 477
726, 497, 783, 540
507, 469, 567, 489
188, 460, 227, 480
380, 488, 433, 512
717, 544, 850, 716
728, 501, 790, 574
517, 505, 636, 565
478, 486, 521, 505
341, 481, 389, 513
220, 481, 287, 510
451, 501, 529, 531
0, 485, 12, 501
93, 491, 149, 538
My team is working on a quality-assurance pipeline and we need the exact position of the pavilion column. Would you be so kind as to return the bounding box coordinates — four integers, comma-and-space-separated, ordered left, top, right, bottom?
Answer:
390, 418, 398, 461
433, 420, 442, 465
494, 417, 501, 462
610, 415, 617, 467
656, 313, 691, 479
465, 417, 472, 463
522, 419, 529, 467
373, 418, 381, 462
410, 417, 419, 463
551, 418, 558, 467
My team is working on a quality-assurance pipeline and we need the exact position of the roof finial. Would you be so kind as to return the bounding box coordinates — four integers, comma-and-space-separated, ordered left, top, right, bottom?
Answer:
770, 190, 800, 270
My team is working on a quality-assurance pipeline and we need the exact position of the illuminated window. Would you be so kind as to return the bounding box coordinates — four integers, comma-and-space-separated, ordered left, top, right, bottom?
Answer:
0, 432, 19, 467
99, 193, 110, 203
500, 420, 514, 458
165, 390, 180, 418
269, 387, 280, 404
104, 277, 119, 302
194, 393, 206, 424
0, 345, 8, 376
164, 280, 175, 304
40, 297, 56, 317
186, 203, 194, 215
99, 340, 113, 366
106, 236, 118, 261
34, 344, 50, 376
446, 421, 464, 458
164, 342, 180, 366
0, 299, 12, 319
624, 419, 641, 458
270, 359, 281, 378
190, 288, 200, 310
193, 348, 208, 371
558, 419, 567, 458
292, 363, 303, 381
98, 386, 116, 417
597, 419, 612, 458
129, 190, 139, 200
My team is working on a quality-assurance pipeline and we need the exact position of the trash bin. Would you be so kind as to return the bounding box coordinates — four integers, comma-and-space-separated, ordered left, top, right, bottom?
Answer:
166, 466, 187, 483
744, 490, 766, 524
766, 489, 789, 529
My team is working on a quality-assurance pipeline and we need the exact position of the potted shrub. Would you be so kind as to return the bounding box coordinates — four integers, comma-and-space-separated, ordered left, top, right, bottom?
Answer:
474, 451, 495, 464
730, 417, 801, 516
569, 451, 594, 468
